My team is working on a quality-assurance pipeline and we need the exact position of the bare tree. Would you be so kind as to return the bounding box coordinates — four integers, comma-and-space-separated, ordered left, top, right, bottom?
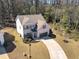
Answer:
0, 0, 6, 24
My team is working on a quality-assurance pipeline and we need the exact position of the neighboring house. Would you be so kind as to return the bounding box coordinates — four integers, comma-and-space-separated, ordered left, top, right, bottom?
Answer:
0, 32, 4, 46
16, 14, 50, 39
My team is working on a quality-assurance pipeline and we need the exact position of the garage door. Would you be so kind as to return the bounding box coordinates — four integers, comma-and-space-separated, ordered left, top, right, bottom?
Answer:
40, 32, 48, 38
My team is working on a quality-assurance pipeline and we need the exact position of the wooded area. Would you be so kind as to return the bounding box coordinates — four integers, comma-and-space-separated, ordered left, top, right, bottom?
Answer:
0, 0, 79, 39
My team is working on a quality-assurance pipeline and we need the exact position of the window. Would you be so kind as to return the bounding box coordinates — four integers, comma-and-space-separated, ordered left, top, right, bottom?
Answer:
26, 26, 29, 29
43, 25, 46, 29
31, 25, 34, 27
31, 25, 35, 29
30, 25, 33, 29
24, 25, 29, 29
30, 25, 32, 28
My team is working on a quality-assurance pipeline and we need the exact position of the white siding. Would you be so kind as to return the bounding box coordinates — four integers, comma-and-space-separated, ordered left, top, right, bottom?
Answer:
16, 18, 24, 38
16, 17, 50, 38
37, 23, 49, 38
0, 32, 4, 45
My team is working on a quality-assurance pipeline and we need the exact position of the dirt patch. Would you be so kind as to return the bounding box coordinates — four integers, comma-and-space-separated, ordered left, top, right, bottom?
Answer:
53, 29, 79, 59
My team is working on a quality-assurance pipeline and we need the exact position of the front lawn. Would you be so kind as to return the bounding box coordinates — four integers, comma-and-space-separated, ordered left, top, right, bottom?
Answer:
1, 27, 50, 59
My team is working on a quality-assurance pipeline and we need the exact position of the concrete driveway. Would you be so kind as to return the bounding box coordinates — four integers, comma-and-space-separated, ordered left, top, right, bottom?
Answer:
41, 38, 68, 59
0, 46, 9, 59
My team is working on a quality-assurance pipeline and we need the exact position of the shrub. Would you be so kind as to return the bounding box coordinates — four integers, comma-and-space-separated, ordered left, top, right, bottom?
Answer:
54, 26, 57, 30
63, 40, 69, 43
74, 39, 78, 41
65, 29, 71, 33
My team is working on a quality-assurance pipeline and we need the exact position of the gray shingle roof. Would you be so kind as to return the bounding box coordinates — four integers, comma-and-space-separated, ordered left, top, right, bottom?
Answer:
17, 14, 45, 25
16, 14, 46, 29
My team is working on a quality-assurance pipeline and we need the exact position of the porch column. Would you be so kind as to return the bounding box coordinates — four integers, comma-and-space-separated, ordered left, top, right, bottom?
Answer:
48, 30, 49, 35
32, 33, 34, 38
37, 32, 40, 38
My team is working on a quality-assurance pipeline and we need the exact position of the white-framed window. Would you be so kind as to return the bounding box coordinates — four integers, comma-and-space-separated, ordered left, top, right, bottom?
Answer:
33, 25, 35, 27
24, 24, 36, 29
24, 25, 29, 29
31, 24, 35, 29
26, 26, 29, 29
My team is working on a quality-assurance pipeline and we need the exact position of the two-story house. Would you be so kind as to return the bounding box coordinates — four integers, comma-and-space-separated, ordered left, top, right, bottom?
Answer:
16, 14, 50, 39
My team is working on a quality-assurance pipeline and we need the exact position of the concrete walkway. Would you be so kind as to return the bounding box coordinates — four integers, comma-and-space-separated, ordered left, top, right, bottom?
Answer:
0, 46, 9, 59
41, 39, 68, 59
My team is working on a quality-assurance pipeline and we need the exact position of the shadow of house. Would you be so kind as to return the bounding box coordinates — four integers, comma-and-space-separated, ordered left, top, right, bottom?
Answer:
23, 37, 40, 44
24, 41, 40, 44
48, 29, 56, 38
0, 46, 7, 55
30, 40, 39, 43
49, 33, 56, 38
4, 41, 16, 53
3, 32, 16, 53
4, 32, 15, 42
